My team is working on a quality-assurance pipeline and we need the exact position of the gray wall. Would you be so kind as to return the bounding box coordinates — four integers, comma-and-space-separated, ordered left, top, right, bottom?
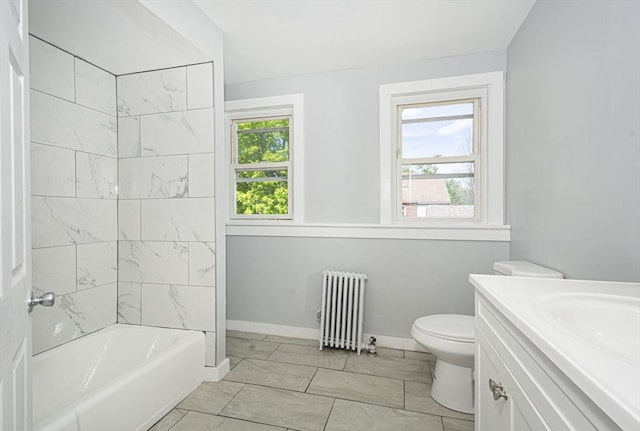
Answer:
226, 50, 506, 223
228, 236, 508, 337
225, 51, 510, 338
506, 0, 640, 281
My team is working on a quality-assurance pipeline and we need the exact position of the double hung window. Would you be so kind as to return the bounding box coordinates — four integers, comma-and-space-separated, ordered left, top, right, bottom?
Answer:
231, 116, 291, 218
380, 72, 505, 226
226, 94, 304, 221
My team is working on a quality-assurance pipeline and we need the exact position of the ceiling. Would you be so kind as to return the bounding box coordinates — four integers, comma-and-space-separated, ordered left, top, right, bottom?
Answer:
194, 0, 536, 84
29, 0, 210, 75
28, 0, 535, 82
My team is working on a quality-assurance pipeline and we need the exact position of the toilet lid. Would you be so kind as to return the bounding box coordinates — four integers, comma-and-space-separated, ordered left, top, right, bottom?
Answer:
414, 314, 475, 342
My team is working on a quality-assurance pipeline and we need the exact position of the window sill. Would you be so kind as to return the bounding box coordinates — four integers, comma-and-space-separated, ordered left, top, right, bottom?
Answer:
226, 221, 510, 242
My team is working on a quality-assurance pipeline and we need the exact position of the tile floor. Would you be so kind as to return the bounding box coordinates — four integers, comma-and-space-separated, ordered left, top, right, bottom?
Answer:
149, 331, 474, 431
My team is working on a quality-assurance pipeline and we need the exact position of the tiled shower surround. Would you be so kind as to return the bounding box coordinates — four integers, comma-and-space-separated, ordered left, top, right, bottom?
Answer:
30, 36, 118, 354
116, 63, 217, 366
30, 36, 217, 366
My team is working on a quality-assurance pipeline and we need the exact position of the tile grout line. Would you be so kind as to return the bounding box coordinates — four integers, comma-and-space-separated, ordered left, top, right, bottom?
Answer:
215, 382, 247, 416
303, 366, 320, 393
162, 408, 188, 431
322, 398, 337, 431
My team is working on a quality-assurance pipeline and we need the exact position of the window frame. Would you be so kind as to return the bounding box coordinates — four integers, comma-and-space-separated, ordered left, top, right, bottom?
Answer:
379, 72, 505, 227
225, 94, 304, 222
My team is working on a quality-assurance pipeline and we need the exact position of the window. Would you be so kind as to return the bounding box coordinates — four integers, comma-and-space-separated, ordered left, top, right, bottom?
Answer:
380, 72, 504, 226
399, 99, 480, 221
226, 94, 304, 221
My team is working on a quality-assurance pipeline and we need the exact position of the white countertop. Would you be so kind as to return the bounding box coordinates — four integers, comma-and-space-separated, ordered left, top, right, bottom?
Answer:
470, 274, 640, 430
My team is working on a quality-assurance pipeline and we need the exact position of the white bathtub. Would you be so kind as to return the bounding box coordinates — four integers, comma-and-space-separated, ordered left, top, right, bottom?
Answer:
33, 324, 204, 431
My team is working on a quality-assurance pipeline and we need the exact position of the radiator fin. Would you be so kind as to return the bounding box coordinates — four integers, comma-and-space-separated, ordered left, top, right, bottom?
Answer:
319, 270, 367, 354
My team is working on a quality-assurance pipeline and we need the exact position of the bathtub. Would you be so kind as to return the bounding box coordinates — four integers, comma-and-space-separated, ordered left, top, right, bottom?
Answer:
33, 324, 204, 431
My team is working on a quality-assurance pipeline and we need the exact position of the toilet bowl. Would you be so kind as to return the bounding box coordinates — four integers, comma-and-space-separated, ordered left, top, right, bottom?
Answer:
411, 314, 475, 413
411, 260, 564, 414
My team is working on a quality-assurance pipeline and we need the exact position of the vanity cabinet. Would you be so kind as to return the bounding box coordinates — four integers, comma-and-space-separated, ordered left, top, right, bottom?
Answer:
474, 292, 621, 431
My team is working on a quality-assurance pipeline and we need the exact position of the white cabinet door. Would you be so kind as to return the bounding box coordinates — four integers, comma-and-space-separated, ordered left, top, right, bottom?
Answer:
0, 0, 32, 429
476, 329, 549, 431
476, 340, 510, 431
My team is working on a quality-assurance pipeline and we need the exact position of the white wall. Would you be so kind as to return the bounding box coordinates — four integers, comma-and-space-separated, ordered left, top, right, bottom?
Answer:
506, 0, 640, 281
225, 51, 510, 338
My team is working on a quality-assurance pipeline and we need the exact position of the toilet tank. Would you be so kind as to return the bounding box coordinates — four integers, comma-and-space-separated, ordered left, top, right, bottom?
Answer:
493, 260, 564, 279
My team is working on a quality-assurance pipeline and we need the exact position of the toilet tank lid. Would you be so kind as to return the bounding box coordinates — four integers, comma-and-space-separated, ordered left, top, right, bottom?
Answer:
493, 261, 564, 278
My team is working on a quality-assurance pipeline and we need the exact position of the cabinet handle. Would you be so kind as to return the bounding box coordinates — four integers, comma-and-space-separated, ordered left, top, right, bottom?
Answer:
489, 379, 509, 401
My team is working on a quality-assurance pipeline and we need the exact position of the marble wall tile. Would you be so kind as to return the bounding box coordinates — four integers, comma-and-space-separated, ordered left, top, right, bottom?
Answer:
118, 199, 141, 240
75, 58, 116, 116
32, 245, 76, 296
140, 198, 214, 241
118, 240, 188, 284
205, 332, 216, 366
141, 108, 214, 156
29, 36, 74, 102
118, 156, 188, 199
189, 242, 216, 286
32, 283, 117, 355
117, 67, 187, 116
31, 90, 117, 157
117, 282, 141, 324
187, 63, 214, 110
141, 284, 215, 331
76, 241, 117, 290
75, 152, 117, 199
118, 116, 140, 158
32, 197, 117, 248
188, 153, 215, 198
31, 143, 75, 197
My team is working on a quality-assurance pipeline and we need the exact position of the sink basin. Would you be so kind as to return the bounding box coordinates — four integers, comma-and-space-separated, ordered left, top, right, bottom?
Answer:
535, 292, 640, 365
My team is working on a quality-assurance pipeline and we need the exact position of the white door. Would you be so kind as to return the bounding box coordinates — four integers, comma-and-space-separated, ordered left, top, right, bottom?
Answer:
0, 0, 32, 429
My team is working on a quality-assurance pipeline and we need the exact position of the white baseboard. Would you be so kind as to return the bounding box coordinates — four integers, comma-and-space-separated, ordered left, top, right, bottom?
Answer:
226, 320, 428, 352
203, 358, 230, 382
227, 320, 319, 339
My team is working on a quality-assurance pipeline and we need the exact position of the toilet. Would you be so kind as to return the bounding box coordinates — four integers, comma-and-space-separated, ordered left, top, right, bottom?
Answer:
411, 260, 563, 414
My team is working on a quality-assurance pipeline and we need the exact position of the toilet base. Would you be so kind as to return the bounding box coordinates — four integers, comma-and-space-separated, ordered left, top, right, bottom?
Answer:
431, 358, 474, 414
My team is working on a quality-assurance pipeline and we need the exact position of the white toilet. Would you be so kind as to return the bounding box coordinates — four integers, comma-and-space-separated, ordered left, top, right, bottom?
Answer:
411, 260, 563, 414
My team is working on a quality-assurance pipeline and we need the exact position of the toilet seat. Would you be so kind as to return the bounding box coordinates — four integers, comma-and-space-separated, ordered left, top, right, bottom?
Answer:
413, 314, 474, 343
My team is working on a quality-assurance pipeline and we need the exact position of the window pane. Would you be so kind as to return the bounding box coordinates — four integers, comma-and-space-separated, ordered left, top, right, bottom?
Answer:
401, 162, 475, 219
236, 169, 288, 215
401, 102, 474, 159
237, 118, 290, 164
402, 118, 473, 158
402, 103, 473, 121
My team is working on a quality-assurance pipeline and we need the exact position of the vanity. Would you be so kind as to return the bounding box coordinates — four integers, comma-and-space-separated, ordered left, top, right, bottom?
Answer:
470, 275, 640, 431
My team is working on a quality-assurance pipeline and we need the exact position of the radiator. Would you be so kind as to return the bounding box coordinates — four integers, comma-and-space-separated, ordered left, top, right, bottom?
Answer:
319, 270, 367, 354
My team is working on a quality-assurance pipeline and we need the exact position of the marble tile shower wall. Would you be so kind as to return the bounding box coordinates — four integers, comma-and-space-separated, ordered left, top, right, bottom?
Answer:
115, 63, 217, 366
30, 37, 118, 354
